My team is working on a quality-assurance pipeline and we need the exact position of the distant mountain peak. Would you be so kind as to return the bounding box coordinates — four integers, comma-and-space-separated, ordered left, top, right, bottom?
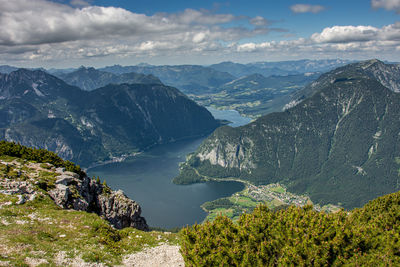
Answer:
54, 67, 163, 91
8, 68, 57, 83
360, 58, 382, 64
136, 63, 152, 67
0, 68, 81, 101
293, 59, 400, 101
0, 65, 19, 74
77, 66, 96, 72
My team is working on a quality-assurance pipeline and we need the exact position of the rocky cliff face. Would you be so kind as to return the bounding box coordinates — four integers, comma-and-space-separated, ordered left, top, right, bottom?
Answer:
48, 168, 148, 230
1, 158, 148, 230
196, 135, 256, 170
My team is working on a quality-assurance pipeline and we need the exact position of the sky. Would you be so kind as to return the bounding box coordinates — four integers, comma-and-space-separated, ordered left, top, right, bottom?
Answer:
1, 0, 400, 68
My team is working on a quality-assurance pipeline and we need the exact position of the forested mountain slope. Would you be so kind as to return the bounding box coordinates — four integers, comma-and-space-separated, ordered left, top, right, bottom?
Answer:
0, 69, 220, 166
176, 60, 400, 209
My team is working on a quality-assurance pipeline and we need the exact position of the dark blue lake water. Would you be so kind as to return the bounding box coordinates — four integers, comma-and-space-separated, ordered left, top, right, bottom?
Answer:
87, 108, 250, 229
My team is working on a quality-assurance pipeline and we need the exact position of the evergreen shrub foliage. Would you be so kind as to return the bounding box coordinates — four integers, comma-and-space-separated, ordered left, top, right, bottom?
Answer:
180, 191, 400, 266
0, 140, 84, 177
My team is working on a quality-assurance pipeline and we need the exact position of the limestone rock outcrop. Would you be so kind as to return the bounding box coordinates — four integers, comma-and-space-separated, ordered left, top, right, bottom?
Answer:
0, 158, 148, 231
48, 168, 148, 231
97, 190, 148, 230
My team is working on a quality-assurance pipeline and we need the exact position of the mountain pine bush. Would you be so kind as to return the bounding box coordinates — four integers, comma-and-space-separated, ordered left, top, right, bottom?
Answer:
180, 191, 400, 266
0, 140, 84, 177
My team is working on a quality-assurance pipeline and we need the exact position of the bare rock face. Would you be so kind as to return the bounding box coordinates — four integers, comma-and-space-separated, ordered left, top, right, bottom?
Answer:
0, 159, 148, 230
97, 190, 148, 230
0, 177, 37, 205
48, 169, 148, 231
48, 184, 70, 207
0, 179, 35, 196
0, 160, 149, 231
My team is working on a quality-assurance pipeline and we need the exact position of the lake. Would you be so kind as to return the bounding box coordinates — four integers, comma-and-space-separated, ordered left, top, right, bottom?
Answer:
87, 108, 251, 229
206, 106, 252, 127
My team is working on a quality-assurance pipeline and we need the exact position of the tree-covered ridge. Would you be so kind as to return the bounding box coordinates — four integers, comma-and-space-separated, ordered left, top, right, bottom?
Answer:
181, 190, 400, 266
0, 140, 84, 177
0, 69, 220, 167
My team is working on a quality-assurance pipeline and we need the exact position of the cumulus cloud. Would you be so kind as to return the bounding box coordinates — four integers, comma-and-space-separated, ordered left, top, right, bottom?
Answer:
0, 0, 276, 64
311, 26, 379, 43
161, 9, 236, 25
236, 38, 308, 53
311, 24, 400, 43
371, 0, 400, 13
233, 22, 400, 60
1, 0, 400, 65
70, 0, 91, 7
0, 0, 265, 47
381, 21, 400, 40
250, 16, 269, 26
0, 2, 179, 46
290, 4, 325, 14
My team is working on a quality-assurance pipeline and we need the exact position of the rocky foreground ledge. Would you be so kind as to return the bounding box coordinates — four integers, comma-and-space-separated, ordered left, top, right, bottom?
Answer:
0, 158, 148, 231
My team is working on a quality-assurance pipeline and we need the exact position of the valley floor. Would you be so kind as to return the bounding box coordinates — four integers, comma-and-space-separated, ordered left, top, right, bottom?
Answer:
188, 166, 341, 222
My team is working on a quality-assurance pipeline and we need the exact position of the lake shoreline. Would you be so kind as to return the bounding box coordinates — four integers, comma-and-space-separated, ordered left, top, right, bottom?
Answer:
87, 108, 251, 228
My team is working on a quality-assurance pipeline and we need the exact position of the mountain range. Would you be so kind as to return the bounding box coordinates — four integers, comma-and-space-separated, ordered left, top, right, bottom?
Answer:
2, 59, 400, 265
53, 66, 162, 91
209, 59, 353, 77
99, 64, 235, 94
192, 72, 320, 117
0, 69, 220, 167
0, 65, 19, 74
44, 64, 321, 117
175, 59, 400, 209
75, 60, 355, 117
1, 60, 359, 118
62, 65, 322, 117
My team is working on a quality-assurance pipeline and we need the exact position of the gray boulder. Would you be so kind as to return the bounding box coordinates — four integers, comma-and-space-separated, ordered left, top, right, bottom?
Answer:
48, 171, 148, 231
48, 184, 70, 207
55, 175, 76, 186
97, 190, 148, 230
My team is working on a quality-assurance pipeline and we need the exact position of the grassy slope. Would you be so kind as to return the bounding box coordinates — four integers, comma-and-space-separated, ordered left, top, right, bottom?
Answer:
0, 156, 178, 266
